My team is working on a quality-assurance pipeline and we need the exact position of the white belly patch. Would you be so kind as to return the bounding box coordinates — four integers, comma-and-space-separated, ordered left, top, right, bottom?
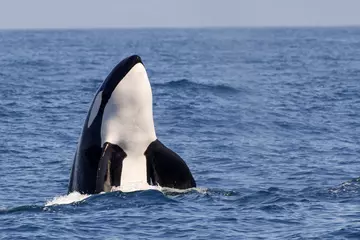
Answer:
120, 155, 147, 186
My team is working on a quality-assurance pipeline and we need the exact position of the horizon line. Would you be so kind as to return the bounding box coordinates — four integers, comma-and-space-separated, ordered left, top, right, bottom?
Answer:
1, 24, 360, 31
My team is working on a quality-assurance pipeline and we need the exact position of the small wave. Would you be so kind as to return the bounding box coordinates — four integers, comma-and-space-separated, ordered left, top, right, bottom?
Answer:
329, 177, 360, 195
153, 79, 240, 93
6, 58, 53, 68
2, 187, 224, 214
160, 187, 209, 198
45, 186, 208, 207
2, 187, 243, 215
0, 205, 43, 215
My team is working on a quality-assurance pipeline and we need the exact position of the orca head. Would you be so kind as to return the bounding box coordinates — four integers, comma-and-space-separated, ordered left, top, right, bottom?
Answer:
88, 55, 145, 130
89, 55, 156, 151
100, 55, 144, 102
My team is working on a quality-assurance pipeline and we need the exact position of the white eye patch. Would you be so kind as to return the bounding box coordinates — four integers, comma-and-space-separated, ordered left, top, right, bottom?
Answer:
88, 91, 103, 128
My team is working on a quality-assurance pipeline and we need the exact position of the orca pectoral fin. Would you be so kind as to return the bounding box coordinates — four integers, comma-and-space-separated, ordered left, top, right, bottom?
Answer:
95, 142, 126, 193
145, 140, 196, 189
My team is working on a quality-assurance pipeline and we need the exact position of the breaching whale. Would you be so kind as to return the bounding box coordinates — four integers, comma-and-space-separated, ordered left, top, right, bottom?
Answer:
68, 55, 196, 194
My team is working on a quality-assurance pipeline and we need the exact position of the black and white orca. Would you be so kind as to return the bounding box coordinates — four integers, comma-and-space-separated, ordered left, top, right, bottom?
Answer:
68, 55, 196, 194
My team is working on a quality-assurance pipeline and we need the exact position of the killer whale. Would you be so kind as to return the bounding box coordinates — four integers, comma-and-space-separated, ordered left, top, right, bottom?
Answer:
68, 55, 196, 194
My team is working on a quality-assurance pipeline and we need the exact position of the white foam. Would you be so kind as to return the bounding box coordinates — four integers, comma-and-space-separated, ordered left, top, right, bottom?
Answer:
161, 187, 208, 194
45, 191, 90, 207
44, 186, 207, 207
110, 182, 161, 193
111, 184, 208, 195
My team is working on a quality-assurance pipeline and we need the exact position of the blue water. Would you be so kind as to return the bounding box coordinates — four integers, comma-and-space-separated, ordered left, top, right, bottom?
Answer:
0, 28, 360, 239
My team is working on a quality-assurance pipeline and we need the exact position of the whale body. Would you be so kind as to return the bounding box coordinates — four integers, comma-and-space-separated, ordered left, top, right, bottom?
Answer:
68, 55, 196, 194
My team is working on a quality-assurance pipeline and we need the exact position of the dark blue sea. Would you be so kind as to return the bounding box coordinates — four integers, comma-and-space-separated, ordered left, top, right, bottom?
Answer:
0, 28, 360, 239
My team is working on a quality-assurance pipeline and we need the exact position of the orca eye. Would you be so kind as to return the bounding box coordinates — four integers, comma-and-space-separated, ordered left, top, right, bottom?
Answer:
88, 91, 103, 128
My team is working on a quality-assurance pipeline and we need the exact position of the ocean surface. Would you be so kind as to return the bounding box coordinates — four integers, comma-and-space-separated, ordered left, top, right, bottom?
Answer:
0, 28, 359, 239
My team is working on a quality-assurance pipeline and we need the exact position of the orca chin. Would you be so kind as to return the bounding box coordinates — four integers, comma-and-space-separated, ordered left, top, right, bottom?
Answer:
68, 55, 196, 194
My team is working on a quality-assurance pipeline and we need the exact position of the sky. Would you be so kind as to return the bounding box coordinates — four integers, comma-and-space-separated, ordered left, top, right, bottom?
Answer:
0, 0, 360, 29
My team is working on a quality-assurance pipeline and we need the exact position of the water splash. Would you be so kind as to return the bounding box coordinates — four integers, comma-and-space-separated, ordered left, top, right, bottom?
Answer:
110, 183, 161, 193
329, 177, 360, 195
45, 186, 209, 207
161, 187, 208, 195
45, 191, 90, 207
